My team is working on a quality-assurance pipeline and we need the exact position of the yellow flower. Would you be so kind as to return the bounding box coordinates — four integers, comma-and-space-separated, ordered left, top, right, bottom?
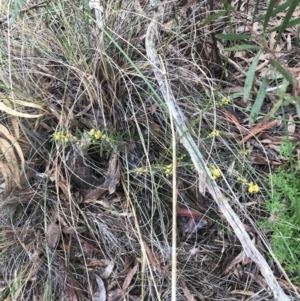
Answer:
136, 167, 148, 175
163, 163, 173, 176
248, 182, 260, 193
53, 131, 74, 142
94, 130, 102, 140
62, 135, 69, 142
238, 149, 249, 156
53, 132, 62, 141
237, 176, 248, 185
221, 96, 230, 105
210, 165, 221, 180
207, 130, 220, 138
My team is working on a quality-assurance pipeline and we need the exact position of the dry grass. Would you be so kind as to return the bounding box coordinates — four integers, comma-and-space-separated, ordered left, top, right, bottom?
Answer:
0, 0, 300, 300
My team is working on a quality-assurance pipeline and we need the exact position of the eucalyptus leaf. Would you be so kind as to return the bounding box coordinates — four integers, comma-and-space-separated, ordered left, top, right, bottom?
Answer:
250, 76, 268, 125
203, 11, 226, 25
244, 50, 262, 102
216, 34, 252, 41
225, 45, 261, 51
270, 60, 295, 85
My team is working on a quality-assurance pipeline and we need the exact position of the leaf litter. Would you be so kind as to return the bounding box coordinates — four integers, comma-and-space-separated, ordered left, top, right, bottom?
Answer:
0, 0, 300, 300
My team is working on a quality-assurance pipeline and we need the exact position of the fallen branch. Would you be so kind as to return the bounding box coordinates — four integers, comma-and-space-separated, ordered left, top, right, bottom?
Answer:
145, 2, 289, 301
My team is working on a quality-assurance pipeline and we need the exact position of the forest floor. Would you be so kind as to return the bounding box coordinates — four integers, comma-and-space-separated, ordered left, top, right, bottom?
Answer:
1, 0, 300, 300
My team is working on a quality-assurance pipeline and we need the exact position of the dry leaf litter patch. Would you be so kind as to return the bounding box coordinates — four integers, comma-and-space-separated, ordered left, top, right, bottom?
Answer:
0, 0, 300, 300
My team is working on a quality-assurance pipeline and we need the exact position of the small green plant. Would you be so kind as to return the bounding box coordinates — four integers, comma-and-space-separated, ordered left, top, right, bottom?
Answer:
263, 138, 300, 285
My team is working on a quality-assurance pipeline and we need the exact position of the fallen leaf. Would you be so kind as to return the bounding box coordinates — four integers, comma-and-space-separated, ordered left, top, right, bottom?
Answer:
122, 263, 138, 292
47, 222, 60, 248
142, 240, 160, 272
0, 124, 25, 167
84, 150, 120, 202
87, 259, 114, 279
0, 137, 22, 189
0, 101, 44, 118
180, 279, 196, 301
107, 289, 124, 301
0, 161, 13, 196
106, 150, 120, 194
176, 207, 210, 221
93, 274, 106, 301
223, 250, 253, 275
60, 258, 85, 300
229, 290, 255, 296
288, 115, 295, 134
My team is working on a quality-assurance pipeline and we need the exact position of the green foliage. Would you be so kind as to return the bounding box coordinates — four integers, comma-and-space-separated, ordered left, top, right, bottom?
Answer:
263, 138, 300, 285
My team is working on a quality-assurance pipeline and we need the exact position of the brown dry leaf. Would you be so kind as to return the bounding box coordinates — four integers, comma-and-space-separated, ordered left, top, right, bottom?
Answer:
288, 115, 295, 134
84, 150, 120, 202
142, 240, 160, 272
180, 279, 196, 301
107, 289, 124, 301
0, 124, 25, 167
87, 259, 114, 279
106, 150, 120, 194
0, 101, 44, 118
58, 173, 71, 199
0, 137, 22, 189
60, 258, 85, 300
0, 161, 13, 195
122, 263, 138, 292
229, 290, 255, 296
0, 93, 46, 111
72, 235, 102, 256
269, 32, 282, 53
276, 277, 300, 292
0, 97, 19, 137
223, 250, 253, 275
47, 221, 60, 248
147, 103, 158, 114
93, 274, 106, 301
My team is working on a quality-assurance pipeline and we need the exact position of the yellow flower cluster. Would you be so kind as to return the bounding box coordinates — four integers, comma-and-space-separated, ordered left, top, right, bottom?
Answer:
238, 149, 249, 156
90, 129, 111, 142
163, 163, 173, 177
207, 130, 220, 138
216, 96, 231, 108
136, 167, 148, 175
248, 182, 260, 193
221, 96, 231, 105
53, 132, 74, 142
210, 165, 221, 180
237, 176, 248, 185
236, 174, 260, 193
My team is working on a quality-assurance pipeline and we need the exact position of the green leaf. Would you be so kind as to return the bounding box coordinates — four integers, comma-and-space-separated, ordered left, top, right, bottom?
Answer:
203, 11, 227, 25
216, 33, 252, 41
250, 75, 268, 125
255, 1, 292, 22
269, 17, 300, 33
263, 0, 279, 32
295, 96, 300, 120
244, 50, 262, 102
224, 45, 261, 51
270, 60, 295, 85
252, 0, 261, 25
276, 0, 300, 45
8, 0, 26, 26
